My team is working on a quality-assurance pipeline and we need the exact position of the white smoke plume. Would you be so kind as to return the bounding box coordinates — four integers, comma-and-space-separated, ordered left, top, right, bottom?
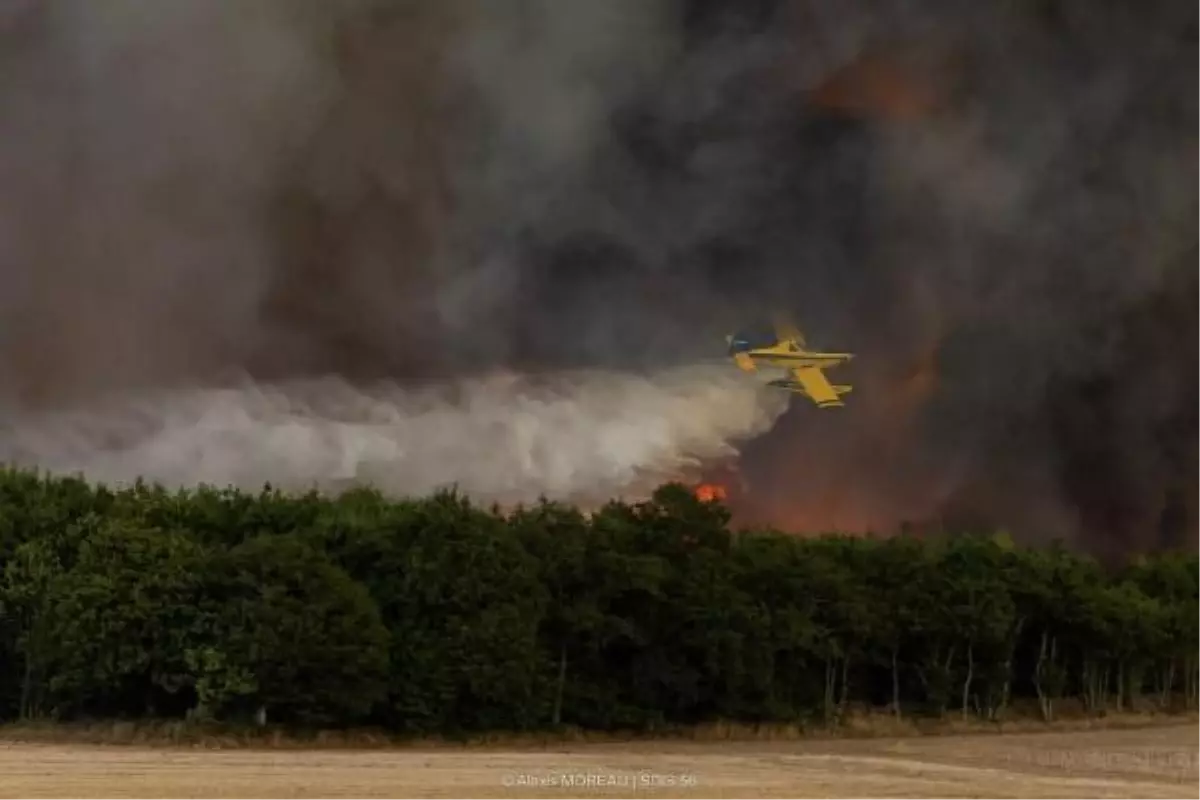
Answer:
0, 367, 787, 506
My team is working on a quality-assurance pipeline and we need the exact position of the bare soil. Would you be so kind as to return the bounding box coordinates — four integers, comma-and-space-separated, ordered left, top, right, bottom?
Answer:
0, 723, 1195, 798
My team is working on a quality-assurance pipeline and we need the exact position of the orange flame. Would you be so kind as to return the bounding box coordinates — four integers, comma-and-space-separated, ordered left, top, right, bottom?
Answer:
694, 483, 728, 503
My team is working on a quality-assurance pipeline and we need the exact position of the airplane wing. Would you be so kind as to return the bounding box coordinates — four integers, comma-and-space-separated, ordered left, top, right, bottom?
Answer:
791, 366, 842, 407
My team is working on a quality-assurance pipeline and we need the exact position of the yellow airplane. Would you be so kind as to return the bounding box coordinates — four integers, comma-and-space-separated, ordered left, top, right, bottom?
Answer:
726, 320, 854, 408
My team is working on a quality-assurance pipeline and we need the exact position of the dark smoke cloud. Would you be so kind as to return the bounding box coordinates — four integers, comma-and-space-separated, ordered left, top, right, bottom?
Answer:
731, 0, 1197, 555
0, 0, 786, 505
0, 0, 343, 402
0, 0, 1194, 554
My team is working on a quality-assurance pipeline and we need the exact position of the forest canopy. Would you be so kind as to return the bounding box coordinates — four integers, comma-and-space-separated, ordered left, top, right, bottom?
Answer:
0, 467, 1195, 732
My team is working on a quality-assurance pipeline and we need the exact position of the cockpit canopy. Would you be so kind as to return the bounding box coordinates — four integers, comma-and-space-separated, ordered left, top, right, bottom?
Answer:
727, 322, 780, 354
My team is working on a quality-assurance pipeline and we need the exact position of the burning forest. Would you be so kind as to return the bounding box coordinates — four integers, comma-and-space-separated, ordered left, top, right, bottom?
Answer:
0, 0, 1195, 557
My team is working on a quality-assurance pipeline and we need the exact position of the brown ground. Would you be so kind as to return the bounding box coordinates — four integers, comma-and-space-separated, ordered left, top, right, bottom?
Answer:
1, 723, 1195, 798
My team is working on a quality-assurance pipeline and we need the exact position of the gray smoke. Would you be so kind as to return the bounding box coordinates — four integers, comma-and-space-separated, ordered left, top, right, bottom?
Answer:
0, 0, 791, 502
744, 0, 1198, 552
0, 366, 786, 505
0, 0, 346, 402
0, 0, 1194, 552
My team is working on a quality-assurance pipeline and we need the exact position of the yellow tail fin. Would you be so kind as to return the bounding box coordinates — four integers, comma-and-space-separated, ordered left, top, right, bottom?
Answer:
772, 318, 806, 348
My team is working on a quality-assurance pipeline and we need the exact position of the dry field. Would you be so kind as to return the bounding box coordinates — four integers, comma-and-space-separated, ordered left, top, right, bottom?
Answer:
1, 723, 1196, 798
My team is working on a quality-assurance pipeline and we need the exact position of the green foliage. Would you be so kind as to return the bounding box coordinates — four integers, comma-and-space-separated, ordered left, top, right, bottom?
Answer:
197, 533, 390, 724
32, 520, 208, 719
0, 468, 1195, 730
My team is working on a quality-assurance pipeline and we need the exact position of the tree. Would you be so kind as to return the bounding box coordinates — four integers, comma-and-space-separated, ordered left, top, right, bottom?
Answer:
862, 536, 933, 718
196, 533, 389, 724
1, 513, 100, 719
315, 489, 548, 732
30, 521, 208, 719
936, 536, 1018, 720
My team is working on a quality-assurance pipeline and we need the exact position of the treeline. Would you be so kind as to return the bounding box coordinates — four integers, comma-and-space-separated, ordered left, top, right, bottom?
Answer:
0, 468, 1195, 732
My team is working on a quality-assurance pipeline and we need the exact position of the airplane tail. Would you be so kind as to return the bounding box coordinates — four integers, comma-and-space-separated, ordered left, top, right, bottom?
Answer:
771, 317, 807, 348
816, 385, 852, 408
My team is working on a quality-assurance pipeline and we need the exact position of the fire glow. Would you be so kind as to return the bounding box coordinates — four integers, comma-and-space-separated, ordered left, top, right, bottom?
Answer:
693, 482, 728, 503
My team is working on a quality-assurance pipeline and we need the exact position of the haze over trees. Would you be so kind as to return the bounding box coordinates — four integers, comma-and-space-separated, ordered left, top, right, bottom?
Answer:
0, 468, 1195, 732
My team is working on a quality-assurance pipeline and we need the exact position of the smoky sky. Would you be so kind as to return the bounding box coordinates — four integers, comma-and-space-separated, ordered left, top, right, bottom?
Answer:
0, 0, 1195, 555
